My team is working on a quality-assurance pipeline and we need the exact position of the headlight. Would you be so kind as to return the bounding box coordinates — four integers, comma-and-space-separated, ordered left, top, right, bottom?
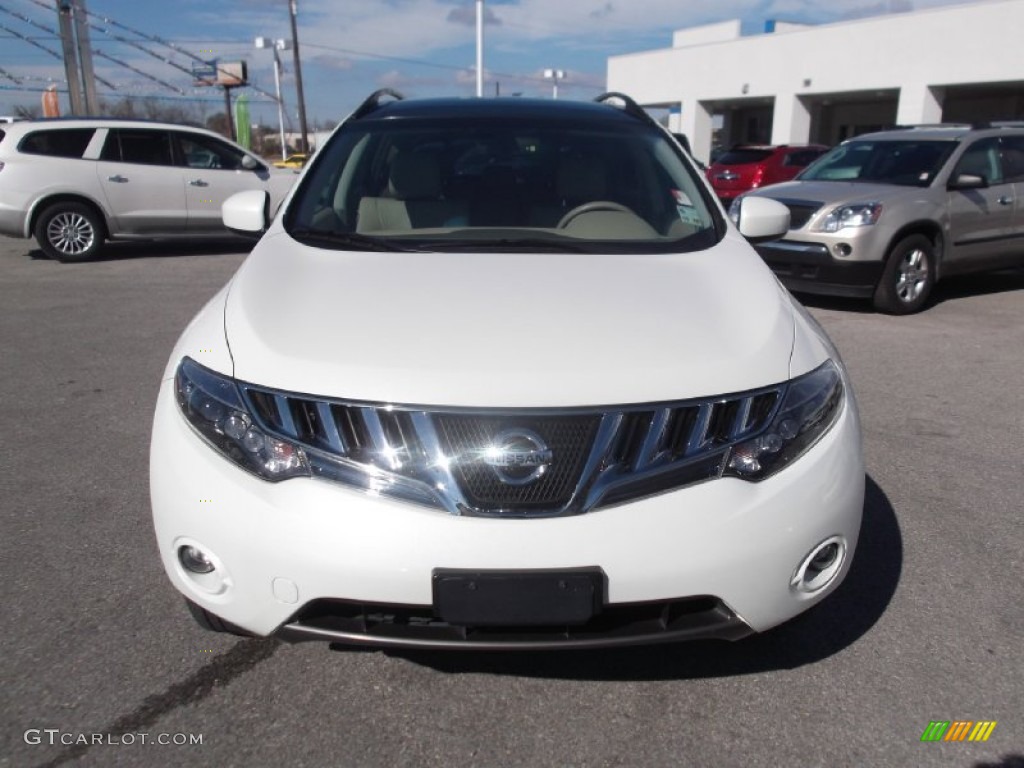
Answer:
175, 358, 310, 481
725, 360, 844, 481
815, 202, 882, 233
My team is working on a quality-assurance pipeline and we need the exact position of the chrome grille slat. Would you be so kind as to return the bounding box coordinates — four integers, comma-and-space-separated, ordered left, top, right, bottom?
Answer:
239, 383, 785, 517
409, 411, 469, 513
316, 401, 346, 453
273, 395, 298, 438
359, 407, 402, 470
685, 402, 715, 456
635, 408, 672, 470
731, 397, 753, 439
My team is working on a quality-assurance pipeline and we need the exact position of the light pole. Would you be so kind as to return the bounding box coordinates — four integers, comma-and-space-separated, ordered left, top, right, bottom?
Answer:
255, 36, 291, 160
475, 0, 484, 97
543, 69, 565, 100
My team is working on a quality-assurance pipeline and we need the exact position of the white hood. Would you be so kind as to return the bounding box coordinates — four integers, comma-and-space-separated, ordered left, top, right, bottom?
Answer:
224, 231, 795, 408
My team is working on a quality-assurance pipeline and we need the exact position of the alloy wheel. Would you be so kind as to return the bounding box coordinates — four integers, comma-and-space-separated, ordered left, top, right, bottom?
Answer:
895, 248, 929, 303
46, 211, 96, 256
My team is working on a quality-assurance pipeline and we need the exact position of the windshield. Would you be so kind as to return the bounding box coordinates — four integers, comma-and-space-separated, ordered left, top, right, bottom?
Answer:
284, 116, 718, 253
798, 139, 957, 187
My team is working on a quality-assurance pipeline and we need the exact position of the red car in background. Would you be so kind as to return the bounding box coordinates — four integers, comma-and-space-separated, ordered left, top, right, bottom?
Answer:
706, 144, 828, 205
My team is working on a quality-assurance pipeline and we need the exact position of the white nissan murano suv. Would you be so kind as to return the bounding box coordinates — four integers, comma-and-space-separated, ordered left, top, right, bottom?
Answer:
150, 91, 865, 649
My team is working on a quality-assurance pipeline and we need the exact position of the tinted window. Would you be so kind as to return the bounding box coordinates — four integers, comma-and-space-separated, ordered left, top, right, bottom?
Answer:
175, 132, 248, 170
952, 138, 1003, 184
19, 128, 94, 158
716, 149, 773, 165
999, 135, 1024, 182
800, 139, 957, 186
783, 149, 825, 167
101, 129, 173, 165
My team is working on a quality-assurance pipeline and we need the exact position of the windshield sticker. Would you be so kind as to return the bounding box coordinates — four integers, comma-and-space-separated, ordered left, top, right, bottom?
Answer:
671, 189, 704, 227
671, 189, 693, 207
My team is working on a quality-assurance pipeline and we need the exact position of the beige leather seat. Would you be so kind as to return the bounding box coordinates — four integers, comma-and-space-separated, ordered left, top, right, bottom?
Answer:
356, 153, 467, 233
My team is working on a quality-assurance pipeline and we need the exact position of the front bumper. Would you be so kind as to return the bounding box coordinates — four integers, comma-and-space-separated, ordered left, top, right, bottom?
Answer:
756, 240, 884, 298
151, 375, 864, 649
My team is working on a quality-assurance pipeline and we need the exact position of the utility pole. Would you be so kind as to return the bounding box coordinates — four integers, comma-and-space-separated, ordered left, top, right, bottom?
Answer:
55, 0, 84, 114
72, 0, 99, 113
288, 0, 310, 154
222, 85, 236, 141
475, 0, 484, 97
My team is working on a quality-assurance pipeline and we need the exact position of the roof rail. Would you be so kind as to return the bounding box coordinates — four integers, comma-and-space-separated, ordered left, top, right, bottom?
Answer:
891, 123, 972, 130
20, 115, 202, 126
971, 120, 1024, 129
351, 89, 404, 121
594, 92, 653, 124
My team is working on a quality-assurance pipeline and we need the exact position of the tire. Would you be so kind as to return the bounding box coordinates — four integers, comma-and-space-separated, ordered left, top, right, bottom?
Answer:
185, 599, 251, 637
33, 202, 105, 262
872, 234, 936, 315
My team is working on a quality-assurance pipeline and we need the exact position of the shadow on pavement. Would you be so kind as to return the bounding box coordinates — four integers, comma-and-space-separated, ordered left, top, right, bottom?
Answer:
27, 237, 253, 262
795, 266, 1024, 313
975, 756, 1024, 768
385, 475, 901, 680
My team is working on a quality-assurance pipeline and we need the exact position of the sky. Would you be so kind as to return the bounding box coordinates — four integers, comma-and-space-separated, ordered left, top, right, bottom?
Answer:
0, 0, 1000, 128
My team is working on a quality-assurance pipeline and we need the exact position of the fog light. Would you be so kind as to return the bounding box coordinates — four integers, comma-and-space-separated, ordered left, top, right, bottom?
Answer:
833, 243, 852, 257
178, 545, 215, 574
791, 536, 846, 594
807, 542, 839, 574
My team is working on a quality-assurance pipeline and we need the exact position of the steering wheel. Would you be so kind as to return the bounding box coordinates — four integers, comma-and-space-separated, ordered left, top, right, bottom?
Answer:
557, 201, 635, 229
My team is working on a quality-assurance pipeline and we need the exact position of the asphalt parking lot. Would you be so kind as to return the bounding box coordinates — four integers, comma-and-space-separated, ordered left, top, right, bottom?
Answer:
1, 234, 1021, 768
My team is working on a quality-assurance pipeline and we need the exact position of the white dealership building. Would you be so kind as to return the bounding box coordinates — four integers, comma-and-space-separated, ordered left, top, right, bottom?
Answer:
606, 0, 1024, 162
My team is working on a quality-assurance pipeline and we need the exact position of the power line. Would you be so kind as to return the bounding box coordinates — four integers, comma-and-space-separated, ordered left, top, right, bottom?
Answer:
90, 48, 182, 94
18, 0, 280, 103
0, 65, 25, 84
0, 20, 62, 60
0, 5, 118, 90
0, 82, 264, 107
301, 40, 551, 86
4, 1, 563, 108
41, 0, 281, 103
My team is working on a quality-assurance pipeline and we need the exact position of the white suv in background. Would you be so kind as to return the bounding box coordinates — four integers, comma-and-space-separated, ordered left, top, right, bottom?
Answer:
0, 118, 296, 262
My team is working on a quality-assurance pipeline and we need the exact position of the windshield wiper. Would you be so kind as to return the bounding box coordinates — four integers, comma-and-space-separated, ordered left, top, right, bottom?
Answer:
410, 237, 592, 253
287, 228, 416, 252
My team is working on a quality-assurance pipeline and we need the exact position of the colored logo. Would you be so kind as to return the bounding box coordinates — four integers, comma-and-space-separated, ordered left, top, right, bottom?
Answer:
920, 721, 997, 742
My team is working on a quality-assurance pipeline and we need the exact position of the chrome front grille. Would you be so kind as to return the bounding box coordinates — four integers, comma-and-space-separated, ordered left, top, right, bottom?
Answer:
434, 414, 600, 511
239, 384, 783, 517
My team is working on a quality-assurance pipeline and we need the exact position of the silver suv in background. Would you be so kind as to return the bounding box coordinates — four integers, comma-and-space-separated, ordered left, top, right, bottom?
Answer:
734, 124, 1024, 313
0, 119, 297, 262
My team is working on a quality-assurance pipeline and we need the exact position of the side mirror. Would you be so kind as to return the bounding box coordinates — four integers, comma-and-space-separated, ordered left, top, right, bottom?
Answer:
222, 190, 270, 236
948, 172, 987, 190
733, 196, 791, 242
241, 154, 260, 171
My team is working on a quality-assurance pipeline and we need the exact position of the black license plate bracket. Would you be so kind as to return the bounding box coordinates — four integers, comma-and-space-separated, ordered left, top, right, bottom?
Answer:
432, 568, 605, 627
